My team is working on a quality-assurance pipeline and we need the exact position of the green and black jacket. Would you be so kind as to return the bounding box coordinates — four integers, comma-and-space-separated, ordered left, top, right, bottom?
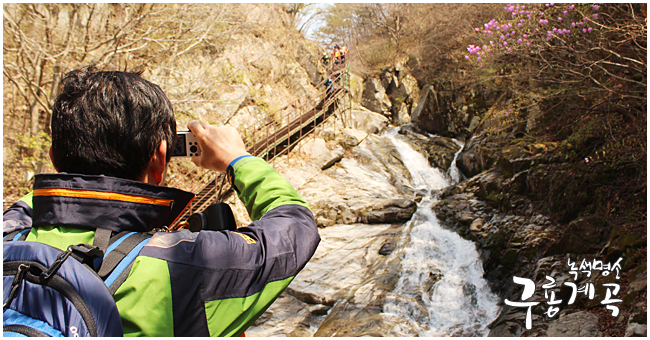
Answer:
3, 156, 320, 336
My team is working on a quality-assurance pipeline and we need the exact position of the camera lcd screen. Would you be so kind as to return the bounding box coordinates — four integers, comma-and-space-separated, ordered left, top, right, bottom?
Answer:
172, 134, 187, 157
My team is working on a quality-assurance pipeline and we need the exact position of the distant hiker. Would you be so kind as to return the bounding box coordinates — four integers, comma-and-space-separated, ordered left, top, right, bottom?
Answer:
333, 49, 341, 64
340, 46, 347, 63
321, 52, 330, 65
324, 76, 333, 96
324, 76, 333, 89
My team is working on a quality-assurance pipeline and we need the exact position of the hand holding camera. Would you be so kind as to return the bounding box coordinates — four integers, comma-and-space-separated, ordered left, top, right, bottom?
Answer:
171, 131, 202, 158
186, 121, 250, 173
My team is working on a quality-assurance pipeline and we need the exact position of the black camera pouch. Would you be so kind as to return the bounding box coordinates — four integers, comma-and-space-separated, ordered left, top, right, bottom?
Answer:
187, 202, 237, 232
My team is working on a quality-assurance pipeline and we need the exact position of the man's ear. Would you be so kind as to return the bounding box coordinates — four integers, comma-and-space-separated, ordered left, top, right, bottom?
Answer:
49, 147, 59, 172
143, 140, 167, 185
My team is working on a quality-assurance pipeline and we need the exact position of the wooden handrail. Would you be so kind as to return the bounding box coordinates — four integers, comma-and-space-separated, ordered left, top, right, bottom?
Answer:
169, 63, 350, 229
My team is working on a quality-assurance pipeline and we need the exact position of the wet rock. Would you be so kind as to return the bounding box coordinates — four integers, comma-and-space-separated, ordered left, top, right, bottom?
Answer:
456, 134, 499, 178
312, 199, 416, 227
378, 241, 395, 256
360, 199, 417, 224
470, 218, 485, 231
309, 304, 331, 316
423, 269, 444, 293
546, 311, 601, 337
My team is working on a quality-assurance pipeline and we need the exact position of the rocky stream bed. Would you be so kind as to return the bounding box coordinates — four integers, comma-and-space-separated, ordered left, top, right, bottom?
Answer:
238, 106, 646, 337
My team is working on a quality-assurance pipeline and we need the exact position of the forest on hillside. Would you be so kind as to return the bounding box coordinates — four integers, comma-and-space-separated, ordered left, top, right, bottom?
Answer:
3, 3, 308, 205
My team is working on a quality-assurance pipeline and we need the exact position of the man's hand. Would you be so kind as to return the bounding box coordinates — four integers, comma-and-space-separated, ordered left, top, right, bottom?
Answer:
188, 121, 250, 173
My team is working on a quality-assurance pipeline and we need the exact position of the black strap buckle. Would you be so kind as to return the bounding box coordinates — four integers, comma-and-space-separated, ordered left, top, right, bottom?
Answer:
4, 263, 30, 309
40, 250, 71, 281
39, 244, 104, 281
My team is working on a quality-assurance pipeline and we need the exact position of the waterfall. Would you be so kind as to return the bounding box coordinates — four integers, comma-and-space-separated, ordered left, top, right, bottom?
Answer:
447, 139, 465, 185
383, 128, 500, 337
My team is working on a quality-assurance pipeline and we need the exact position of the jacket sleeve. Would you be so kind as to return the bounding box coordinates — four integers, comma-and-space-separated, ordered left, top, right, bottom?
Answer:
232, 156, 311, 221
141, 157, 320, 337
3, 192, 34, 235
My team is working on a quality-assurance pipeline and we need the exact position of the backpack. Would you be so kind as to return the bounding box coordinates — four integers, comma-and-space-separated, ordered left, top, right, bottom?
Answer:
3, 228, 152, 337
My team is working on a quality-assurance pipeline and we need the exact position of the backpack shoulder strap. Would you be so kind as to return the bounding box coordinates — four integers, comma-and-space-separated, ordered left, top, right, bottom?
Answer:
3, 229, 31, 242
93, 228, 112, 253
96, 231, 153, 295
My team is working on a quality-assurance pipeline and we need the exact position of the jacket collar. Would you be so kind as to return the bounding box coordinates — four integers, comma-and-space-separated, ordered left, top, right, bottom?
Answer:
32, 173, 195, 233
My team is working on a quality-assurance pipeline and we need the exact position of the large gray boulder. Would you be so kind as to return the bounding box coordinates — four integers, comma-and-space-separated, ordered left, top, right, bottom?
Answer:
361, 77, 392, 117
349, 107, 389, 135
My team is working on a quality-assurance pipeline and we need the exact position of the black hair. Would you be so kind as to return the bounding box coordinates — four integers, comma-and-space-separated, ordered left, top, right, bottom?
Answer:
50, 65, 176, 181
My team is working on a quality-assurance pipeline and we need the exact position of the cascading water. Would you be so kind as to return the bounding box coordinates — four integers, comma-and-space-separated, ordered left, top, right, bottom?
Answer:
383, 128, 500, 336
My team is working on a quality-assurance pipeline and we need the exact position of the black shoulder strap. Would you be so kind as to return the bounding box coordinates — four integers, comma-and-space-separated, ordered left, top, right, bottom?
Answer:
93, 228, 112, 254
3, 229, 31, 242
97, 231, 153, 295
97, 232, 151, 278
